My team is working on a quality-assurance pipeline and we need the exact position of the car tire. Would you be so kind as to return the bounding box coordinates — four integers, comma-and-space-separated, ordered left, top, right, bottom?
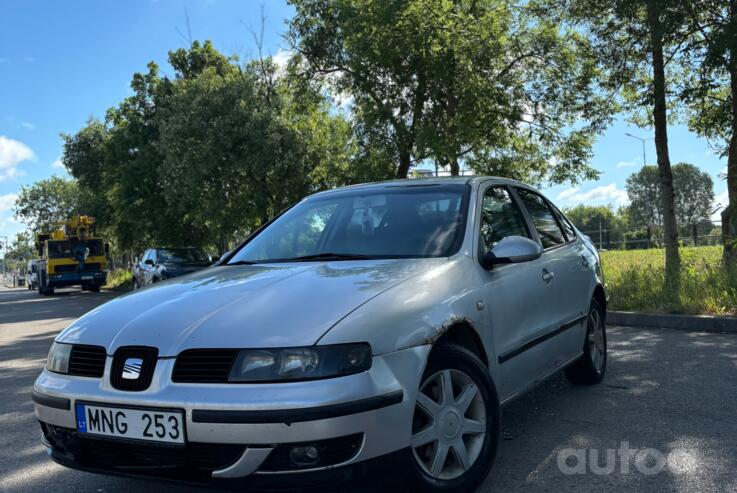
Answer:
407, 343, 500, 493
39, 286, 54, 296
90, 284, 101, 293
565, 297, 607, 385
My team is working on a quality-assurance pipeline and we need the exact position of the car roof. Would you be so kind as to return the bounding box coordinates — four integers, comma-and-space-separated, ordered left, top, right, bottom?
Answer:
308, 176, 536, 198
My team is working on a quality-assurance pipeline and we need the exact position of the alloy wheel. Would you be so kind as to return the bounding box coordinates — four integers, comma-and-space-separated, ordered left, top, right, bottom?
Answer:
588, 309, 605, 373
411, 369, 487, 480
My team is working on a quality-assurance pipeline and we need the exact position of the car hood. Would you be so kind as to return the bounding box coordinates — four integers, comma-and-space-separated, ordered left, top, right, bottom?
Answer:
58, 258, 447, 356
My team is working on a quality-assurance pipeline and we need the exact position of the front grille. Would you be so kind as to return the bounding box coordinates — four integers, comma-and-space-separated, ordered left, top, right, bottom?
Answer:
110, 346, 158, 391
54, 263, 101, 273
68, 345, 107, 378
41, 423, 245, 483
172, 349, 239, 383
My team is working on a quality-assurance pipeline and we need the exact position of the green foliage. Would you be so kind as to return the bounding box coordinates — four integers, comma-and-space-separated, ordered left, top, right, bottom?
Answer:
62, 41, 363, 253
602, 246, 737, 315
13, 177, 81, 234
105, 268, 133, 290
289, 0, 610, 182
565, 204, 626, 244
5, 231, 36, 261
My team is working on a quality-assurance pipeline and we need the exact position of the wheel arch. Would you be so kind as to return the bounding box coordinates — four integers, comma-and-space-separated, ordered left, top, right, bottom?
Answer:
431, 320, 489, 368
592, 284, 607, 321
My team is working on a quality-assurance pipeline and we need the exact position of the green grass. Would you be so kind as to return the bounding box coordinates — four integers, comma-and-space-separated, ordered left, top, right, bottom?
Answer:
601, 246, 737, 316
105, 268, 133, 291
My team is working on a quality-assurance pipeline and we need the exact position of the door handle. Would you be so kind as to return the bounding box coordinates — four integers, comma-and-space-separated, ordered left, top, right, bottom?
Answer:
542, 269, 555, 283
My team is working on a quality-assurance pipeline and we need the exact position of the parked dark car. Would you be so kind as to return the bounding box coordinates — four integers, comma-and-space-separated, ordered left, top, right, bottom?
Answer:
131, 247, 211, 289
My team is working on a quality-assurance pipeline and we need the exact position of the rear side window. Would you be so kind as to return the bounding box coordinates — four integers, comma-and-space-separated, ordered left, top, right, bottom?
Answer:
554, 208, 576, 241
479, 186, 531, 252
515, 189, 566, 249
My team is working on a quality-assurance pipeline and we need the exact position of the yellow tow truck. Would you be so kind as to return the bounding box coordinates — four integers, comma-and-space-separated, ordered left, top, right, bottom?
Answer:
36, 216, 109, 295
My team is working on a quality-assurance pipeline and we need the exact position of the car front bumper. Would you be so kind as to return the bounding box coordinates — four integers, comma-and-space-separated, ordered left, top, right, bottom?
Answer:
33, 345, 430, 483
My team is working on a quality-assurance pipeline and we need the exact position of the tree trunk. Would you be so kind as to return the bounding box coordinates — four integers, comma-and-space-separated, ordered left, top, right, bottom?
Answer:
397, 149, 412, 179
450, 157, 460, 176
723, 0, 737, 267
647, 0, 681, 297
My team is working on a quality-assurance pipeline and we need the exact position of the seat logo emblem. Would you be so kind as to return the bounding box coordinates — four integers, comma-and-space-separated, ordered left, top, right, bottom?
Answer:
122, 358, 143, 380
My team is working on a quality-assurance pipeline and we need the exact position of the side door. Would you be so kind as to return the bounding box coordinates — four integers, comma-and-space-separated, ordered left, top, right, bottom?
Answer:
513, 188, 589, 370
475, 185, 553, 400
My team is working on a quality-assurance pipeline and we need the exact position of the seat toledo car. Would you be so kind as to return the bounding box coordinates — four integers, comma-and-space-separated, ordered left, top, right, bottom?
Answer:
33, 177, 607, 492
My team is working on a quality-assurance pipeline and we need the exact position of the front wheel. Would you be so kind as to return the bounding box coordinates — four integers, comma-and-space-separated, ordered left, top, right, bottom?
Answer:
408, 343, 500, 493
565, 298, 607, 385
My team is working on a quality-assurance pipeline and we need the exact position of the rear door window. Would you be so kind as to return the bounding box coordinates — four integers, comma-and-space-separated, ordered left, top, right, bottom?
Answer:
515, 189, 566, 249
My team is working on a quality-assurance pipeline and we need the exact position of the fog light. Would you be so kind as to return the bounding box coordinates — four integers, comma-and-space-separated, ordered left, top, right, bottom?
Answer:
289, 445, 320, 467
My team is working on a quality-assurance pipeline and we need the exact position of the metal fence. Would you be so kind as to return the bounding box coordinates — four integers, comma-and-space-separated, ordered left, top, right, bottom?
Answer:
579, 221, 723, 250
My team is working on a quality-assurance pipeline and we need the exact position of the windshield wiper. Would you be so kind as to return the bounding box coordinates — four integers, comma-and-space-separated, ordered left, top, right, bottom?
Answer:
281, 253, 380, 262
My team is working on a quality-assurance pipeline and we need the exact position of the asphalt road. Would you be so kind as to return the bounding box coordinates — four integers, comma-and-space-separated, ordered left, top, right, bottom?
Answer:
1, 285, 736, 492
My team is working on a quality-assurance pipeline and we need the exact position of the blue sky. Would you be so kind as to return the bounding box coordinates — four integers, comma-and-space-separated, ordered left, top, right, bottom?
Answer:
0, 0, 728, 244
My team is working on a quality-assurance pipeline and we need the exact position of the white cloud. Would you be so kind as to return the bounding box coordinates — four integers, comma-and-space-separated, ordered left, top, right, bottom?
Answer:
0, 193, 17, 213
557, 187, 581, 202
20, 122, 35, 131
272, 49, 291, 70
50, 157, 64, 169
0, 135, 36, 181
617, 160, 637, 168
557, 183, 629, 207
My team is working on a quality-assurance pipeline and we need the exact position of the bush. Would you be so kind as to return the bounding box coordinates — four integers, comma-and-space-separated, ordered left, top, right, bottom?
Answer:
601, 246, 737, 316
105, 268, 133, 291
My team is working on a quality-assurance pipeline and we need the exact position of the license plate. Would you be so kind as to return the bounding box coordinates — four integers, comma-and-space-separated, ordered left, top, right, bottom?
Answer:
81, 275, 93, 280
76, 403, 185, 444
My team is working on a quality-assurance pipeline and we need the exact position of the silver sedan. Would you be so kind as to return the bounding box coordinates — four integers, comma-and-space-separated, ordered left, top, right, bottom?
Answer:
33, 177, 607, 492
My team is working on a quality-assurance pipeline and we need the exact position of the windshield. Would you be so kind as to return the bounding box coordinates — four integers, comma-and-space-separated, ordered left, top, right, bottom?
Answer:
228, 183, 469, 264
158, 248, 208, 265
48, 239, 103, 259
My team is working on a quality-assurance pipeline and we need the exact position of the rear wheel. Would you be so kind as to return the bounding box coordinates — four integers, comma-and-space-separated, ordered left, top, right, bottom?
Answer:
39, 286, 54, 296
565, 298, 606, 385
408, 344, 500, 493
90, 284, 101, 293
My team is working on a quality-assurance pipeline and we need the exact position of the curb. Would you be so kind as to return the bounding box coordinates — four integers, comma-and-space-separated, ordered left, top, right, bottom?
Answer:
608, 311, 737, 333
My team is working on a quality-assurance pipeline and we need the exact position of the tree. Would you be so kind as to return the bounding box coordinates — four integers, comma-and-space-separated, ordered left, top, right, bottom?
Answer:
6, 231, 36, 262
550, 0, 690, 295
288, 0, 610, 183
565, 204, 626, 246
63, 41, 359, 254
626, 164, 715, 235
678, 1, 737, 266
13, 177, 80, 233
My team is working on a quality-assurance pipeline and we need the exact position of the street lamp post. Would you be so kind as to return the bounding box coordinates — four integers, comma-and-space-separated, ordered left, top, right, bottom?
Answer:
625, 133, 653, 167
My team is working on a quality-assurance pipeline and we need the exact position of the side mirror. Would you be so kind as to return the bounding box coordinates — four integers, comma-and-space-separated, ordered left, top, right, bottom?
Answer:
211, 255, 221, 263
483, 236, 542, 270
144, 259, 155, 266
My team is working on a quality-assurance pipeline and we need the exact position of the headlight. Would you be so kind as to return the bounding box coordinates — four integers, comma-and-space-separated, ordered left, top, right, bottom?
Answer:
228, 343, 372, 382
47, 342, 72, 374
